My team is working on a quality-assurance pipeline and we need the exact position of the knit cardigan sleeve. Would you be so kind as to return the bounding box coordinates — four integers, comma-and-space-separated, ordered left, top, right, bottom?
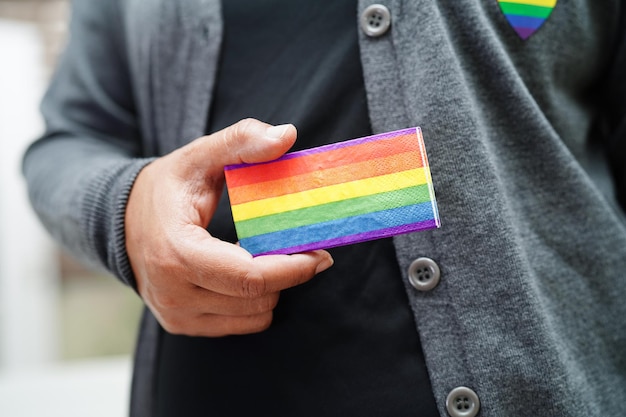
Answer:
22, 0, 153, 289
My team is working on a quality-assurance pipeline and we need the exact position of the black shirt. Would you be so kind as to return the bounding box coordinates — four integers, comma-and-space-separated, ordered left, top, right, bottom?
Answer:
155, 1, 439, 416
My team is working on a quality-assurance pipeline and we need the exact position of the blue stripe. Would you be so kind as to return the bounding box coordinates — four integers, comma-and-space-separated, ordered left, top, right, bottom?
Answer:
504, 14, 545, 30
240, 201, 436, 255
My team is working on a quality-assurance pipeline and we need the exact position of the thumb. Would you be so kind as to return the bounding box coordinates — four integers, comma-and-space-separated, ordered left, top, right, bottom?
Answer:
182, 118, 297, 177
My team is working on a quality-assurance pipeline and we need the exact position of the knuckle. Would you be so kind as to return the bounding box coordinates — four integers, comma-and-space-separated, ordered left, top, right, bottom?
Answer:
260, 293, 280, 313
228, 119, 256, 148
153, 292, 180, 310
145, 248, 181, 281
231, 118, 263, 146
246, 294, 279, 315
159, 314, 187, 335
248, 312, 273, 333
240, 271, 267, 298
235, 118, 257, 135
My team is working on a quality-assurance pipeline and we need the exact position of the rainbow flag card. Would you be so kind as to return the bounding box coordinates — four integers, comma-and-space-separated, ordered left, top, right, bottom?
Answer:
224, 127, 440, 256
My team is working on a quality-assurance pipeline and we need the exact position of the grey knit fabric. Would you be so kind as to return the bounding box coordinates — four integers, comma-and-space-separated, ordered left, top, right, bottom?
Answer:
23, 0, 626, 416
359, 0, 626, 415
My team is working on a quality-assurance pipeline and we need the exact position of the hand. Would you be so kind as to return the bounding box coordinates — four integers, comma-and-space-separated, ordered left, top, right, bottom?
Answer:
125, 119, 334, 337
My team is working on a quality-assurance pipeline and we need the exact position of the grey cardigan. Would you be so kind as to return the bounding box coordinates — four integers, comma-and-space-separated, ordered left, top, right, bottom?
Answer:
23, 0, 626, 416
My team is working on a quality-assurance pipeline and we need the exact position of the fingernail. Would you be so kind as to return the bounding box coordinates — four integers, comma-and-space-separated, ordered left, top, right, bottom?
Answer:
315, 254, 334, 274
266, 124, 292, 140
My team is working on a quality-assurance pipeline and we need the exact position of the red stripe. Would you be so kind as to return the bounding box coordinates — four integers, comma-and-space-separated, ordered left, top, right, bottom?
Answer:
228, 150, 424, 205
225, 133, 421, 188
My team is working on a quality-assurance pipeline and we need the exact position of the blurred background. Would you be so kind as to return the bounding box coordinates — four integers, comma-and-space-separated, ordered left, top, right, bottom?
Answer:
0, 1, 143, 415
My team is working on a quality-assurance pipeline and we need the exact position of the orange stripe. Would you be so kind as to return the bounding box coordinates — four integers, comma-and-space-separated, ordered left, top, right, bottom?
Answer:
225, 133, 420, 188
228, 150, 424, 205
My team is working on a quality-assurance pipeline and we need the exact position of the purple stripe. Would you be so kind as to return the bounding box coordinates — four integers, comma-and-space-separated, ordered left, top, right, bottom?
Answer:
252, 219, 439, 256
513, 26, 536, 40
225, 127, 420, 171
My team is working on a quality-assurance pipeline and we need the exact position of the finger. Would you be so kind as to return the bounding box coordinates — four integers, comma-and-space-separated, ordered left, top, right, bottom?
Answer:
150, 282, 281, 316
162, 311, 276, 338
184, 236, 333, 298
178, 118, 297, 180
252, 250, 335, 293
199, 290, 280, 316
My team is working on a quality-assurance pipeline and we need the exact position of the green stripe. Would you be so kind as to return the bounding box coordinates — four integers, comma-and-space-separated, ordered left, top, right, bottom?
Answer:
235, 184, 432, 239
499, 2, 553, 18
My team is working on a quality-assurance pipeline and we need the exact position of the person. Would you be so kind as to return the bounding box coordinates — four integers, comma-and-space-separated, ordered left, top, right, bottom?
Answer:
23, 0, 626, 416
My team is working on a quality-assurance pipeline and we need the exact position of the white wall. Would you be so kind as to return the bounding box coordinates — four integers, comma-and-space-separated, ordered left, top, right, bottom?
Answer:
0, 20, 133, 417
0, 356, 132, 417
0, 18, 59, 370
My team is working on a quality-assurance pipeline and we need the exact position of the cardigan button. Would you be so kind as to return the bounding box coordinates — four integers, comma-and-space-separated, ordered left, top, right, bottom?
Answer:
360, 4, 391, 37
446, 386, 480, 417
408, 257, 440, 291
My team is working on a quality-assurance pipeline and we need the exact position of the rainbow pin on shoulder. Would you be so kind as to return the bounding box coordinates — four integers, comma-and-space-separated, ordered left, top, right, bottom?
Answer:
224, 127, 440, 256
497, 0, 558, 40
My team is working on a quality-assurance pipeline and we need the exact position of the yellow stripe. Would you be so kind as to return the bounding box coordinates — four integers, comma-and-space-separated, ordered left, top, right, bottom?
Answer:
231, 168, 428, 221
498, 0, 557, 8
